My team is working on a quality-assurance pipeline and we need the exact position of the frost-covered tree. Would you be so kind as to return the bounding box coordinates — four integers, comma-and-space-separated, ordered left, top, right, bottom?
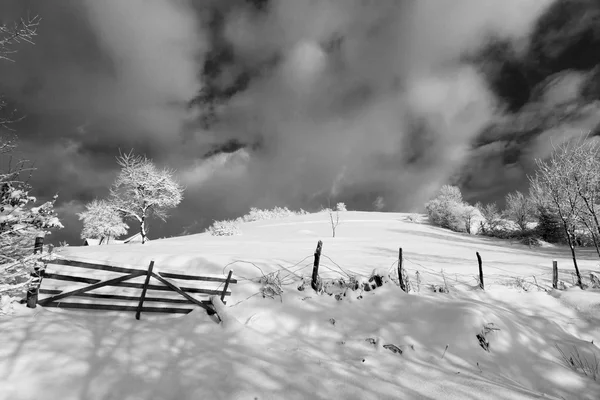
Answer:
564, 137, 600, 255
78, 199, 128, 244
504, 191, 535, 234
476, 202, 504, 236
461, 204, 478, 235
110, 151, 184, 244
0, 143, 62, 295
0, 15, 63, 297
530, 141, 584, 288
425, 185, 468, 232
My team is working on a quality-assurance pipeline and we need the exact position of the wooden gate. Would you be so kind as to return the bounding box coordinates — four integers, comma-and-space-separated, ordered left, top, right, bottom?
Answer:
28, 258, 236, 320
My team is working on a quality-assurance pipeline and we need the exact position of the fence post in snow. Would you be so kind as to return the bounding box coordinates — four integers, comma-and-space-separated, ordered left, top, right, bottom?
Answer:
311, 240, 323, 292
135, 260, 155, 320
476, 252, 484, 290
552, 260, 558, 289
398, 247, 407, 293
221, 269, 234, 304
26, 235, 45, 308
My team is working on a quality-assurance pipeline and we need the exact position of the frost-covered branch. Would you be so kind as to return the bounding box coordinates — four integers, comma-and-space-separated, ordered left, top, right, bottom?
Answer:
0, 15, 40, 62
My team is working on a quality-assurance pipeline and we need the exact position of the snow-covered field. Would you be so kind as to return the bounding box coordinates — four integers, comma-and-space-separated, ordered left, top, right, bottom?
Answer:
1, 212, 600, 399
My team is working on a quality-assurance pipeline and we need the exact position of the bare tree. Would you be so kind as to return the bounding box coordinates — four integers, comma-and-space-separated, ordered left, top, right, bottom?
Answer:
78, 199, 128, 244
110, 151, 184, 244
530, 140, 584, 288
504, 191, 535, 235
326, 200, 344, 238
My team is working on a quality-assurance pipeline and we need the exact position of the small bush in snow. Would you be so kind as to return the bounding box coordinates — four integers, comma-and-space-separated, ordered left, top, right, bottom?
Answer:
425, 185, 473, 232
240, 206, 308, 222
504, 191, 535, 234
205, 220, 241, 236
509, 277, 533, 292
335, 202, 347, 212
259, 271, 283, 301
322, 276, 360, 300
520, 237, 542, 248
206, 206, 308, 236
590, 272, 600, 289
476, 202, 505, 236
78, 199, 128, 244
405, 214, 419, 223
327, 207, 341, 238
476, 323, 500, 352
373, 196, 385, 211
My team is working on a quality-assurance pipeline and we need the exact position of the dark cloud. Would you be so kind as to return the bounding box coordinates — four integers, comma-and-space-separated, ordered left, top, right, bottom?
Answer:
2, 0, 582, 245
455, 0, 600, 206
180, 0, 554, 215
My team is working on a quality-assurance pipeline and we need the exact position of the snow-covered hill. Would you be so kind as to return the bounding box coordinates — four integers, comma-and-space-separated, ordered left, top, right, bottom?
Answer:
1, 212, 599, 399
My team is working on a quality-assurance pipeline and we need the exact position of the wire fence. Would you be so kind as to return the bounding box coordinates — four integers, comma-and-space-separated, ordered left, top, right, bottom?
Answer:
36, 240, 600, 310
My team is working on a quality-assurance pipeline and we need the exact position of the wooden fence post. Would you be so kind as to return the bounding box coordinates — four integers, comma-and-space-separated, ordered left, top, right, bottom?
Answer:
26, 235, 45, 308
135, 260, 155, 320
552, 260, 558, 289
221, 270, 234, 304
34, 236, 44, 254
476, 252, 484, 290
398, 247, 407, 292
311, 240, 323, 291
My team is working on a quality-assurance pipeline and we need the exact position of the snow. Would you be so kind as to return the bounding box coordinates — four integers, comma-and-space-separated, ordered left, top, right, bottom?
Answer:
1, 211, 600, 399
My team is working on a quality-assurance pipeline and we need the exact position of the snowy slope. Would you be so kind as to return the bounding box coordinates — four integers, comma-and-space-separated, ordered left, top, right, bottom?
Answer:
1, 212, 599, 399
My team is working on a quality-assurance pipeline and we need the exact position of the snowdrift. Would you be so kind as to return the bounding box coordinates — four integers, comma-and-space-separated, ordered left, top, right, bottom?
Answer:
1, 212, 599, 399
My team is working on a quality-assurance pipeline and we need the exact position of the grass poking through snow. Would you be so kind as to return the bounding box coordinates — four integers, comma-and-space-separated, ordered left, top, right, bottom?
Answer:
556, 344, 599, 381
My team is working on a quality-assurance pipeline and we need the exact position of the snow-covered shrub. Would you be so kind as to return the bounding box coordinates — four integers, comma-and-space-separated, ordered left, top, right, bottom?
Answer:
504, 191, 535, 234
240, 206, 308, 222
336, 202, 347, 212
425, 185, 472, 232
205, 206, 308, 236
205, 219, 241, 236
520, 237, 542, 248
259, 271, 283, 301
373, 196, 385, 211
78, 199, 128, 244
461, 204, 481, 235
476, 202, 506, 236
590, 272, 600, 289
321, 277, 356, 300
405, 214, 419, 223
0, 183, 62, 296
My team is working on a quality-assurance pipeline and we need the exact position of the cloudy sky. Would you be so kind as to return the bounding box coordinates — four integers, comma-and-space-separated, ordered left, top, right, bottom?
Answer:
1, 0, 599, 244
